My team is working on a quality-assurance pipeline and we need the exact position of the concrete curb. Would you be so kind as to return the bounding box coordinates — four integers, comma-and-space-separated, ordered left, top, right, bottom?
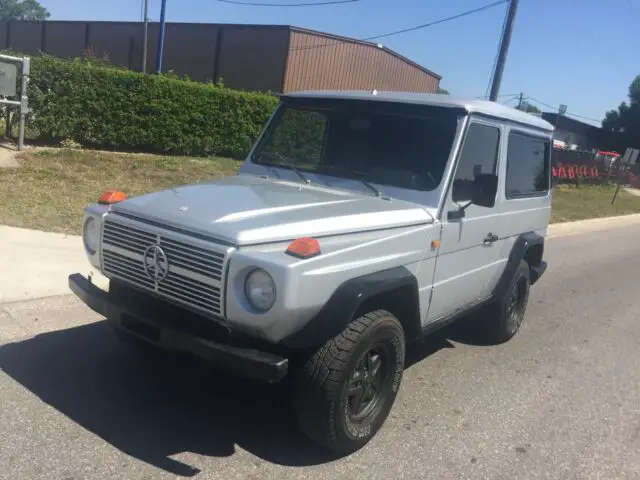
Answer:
0, 225, 109, 304
547, 213, 640, 238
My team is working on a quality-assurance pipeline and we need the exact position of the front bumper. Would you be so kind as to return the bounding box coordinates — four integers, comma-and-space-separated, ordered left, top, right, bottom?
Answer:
68, 273, 289, 383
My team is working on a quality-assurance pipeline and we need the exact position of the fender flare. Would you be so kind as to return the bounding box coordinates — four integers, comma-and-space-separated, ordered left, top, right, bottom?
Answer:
493, 232, 545, 300
280, 266, 421, 350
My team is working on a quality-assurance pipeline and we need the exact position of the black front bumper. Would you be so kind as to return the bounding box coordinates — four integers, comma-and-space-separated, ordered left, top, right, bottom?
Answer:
68, 274, 289, 383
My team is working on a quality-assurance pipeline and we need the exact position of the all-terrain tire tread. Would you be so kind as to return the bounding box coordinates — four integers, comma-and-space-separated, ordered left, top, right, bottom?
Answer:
482, 259, 530, 344
293, 309, 396, 451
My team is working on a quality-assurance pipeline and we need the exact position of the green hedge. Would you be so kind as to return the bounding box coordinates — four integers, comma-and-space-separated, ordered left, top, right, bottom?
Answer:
27, 55, 279, 157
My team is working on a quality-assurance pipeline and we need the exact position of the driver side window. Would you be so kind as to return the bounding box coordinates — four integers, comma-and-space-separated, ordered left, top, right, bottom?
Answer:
452, 123, 500, 203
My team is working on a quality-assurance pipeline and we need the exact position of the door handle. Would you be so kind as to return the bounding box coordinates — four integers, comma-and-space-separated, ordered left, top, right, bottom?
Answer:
484, 233, 499, 245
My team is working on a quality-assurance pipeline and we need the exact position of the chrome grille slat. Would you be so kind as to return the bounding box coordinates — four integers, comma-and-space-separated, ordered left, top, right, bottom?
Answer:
161, 275, 221, 302
103, 257, 154, 287
161, 238, 225, 260
102, 234, 150, 254
160, 242, 224, 279
160, 246, 224, 271
101, 216, 228, 316
104, 266, 153, 288
103, 252, 148, 277
162, 259, 222, 280
161, 243, 223, 262
105, 224, 156, 242
103, 250, 143, 269
157, 286, 219, 311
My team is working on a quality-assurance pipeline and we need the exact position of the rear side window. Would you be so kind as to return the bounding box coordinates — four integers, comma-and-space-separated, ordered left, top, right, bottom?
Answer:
506, 133, 550, 198
452, 123, 500, 203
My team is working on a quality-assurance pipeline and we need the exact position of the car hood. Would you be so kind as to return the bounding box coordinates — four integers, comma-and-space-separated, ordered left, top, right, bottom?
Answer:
110, 175, 434, 246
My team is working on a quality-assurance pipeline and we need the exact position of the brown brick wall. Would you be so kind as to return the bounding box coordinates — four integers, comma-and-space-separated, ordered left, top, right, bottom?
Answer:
215, 25, 289, 92
0, 22, 440, 94
284, 30, 440, 94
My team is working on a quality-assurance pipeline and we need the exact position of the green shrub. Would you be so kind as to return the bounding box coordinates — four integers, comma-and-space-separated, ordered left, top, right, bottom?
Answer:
27, 54, 279, 157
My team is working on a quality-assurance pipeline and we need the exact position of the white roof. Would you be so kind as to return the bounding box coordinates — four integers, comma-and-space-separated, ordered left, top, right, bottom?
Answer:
285, 90, 554, 132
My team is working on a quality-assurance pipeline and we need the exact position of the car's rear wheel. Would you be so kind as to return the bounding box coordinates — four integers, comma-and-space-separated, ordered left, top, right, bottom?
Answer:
293, 310, 405, 454
481, 259, 531, 344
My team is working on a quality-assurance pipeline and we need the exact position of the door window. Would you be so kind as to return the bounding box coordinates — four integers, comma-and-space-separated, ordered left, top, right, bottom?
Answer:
452, 123, 500, 203
505, 133, 550, 198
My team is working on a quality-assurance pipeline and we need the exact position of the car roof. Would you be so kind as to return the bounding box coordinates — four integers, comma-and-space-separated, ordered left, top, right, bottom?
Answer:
284, 90, 555, 132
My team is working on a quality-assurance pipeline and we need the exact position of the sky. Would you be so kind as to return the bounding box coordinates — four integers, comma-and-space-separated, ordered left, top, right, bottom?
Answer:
39, 0, 639, 125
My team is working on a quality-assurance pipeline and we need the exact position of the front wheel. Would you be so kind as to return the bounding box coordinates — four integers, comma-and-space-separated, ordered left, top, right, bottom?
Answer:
293, 310, 406, 454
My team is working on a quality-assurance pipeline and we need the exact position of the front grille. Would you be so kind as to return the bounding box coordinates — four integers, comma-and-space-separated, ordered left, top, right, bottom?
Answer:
101, 215, 230, 317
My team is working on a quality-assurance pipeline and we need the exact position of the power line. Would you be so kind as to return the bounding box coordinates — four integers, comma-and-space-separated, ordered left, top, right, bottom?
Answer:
291, 0, 508, 51
213, 0, 361, 5
362, 0, 508, 41
524, 96, 602, 124
523, 96, 556, 110
475, 93, 519, 99
563, 111, 603, 124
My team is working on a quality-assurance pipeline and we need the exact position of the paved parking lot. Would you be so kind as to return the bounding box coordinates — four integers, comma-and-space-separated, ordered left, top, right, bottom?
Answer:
1, 224, 640, 479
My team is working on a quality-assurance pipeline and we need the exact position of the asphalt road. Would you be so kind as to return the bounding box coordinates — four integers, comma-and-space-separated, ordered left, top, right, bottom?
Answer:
2, 225, 640, 480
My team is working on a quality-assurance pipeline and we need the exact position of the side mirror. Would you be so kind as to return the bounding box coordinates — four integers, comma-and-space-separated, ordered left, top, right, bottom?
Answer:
471, 173, 498, 208
447, 173, 498, 220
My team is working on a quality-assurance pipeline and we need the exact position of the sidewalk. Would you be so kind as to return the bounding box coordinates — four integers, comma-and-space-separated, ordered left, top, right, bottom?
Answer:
0, 226, 108, 304
3, 212, 640, 304
547, 212, 640, 238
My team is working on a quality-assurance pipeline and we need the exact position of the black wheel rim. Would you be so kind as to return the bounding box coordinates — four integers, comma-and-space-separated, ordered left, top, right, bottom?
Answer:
347, 345, 388, 422
506, 276, 527, 333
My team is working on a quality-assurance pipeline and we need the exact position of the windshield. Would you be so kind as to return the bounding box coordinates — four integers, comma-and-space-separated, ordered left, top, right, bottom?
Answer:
252, 100, 460, 192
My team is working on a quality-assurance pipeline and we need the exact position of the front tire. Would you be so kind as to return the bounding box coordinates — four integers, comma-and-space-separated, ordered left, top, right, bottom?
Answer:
293, 310, 406, 454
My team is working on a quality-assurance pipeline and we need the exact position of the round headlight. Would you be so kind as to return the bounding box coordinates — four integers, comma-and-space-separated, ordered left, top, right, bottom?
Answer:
244, 269, 276, 312
83, 217, 99, 255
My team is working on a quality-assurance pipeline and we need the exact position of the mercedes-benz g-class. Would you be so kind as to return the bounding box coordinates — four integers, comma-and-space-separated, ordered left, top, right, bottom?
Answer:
69, 90, 551, 454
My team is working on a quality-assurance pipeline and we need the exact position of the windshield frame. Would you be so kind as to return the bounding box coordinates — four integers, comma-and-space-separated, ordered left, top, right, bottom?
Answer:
248, 98, 464, 195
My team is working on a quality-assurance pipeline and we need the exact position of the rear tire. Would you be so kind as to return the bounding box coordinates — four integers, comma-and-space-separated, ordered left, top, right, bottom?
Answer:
480, 259, 531, 344
293, 310, 405, 454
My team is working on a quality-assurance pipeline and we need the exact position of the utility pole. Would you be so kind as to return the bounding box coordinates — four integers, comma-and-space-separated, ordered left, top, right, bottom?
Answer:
489, 0, 519, 101
142, 0, 149, 73
517, 92, 523, 109
155, 0, 167, 74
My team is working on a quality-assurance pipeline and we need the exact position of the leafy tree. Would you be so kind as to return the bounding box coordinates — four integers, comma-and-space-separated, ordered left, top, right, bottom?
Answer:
0, 0, 50, 21
437, 87, 449, 95
518, 101, 541, 114
602, 75, 640, 149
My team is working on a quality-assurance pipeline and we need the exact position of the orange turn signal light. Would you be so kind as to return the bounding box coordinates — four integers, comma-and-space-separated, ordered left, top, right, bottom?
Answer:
98, 190, 127, 205
286, 237, 321, 259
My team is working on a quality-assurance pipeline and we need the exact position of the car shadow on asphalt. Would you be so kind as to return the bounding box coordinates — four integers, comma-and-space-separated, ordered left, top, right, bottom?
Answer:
0, 318, 470, 476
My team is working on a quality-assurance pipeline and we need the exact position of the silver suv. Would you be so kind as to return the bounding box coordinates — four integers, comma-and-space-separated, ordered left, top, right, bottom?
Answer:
69, 91, 551, 454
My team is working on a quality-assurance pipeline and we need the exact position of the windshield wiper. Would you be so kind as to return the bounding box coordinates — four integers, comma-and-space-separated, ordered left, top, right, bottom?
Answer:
356, 177, 382, 197
254, 151, 311, 185
317, 166, 382, 197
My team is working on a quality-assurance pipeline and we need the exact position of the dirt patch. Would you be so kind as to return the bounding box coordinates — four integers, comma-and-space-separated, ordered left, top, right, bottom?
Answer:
0, 144, 20, 167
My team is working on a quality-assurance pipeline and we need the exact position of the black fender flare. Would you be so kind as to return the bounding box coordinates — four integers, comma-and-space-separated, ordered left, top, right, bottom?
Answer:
493, 232, 545, 300
280, 266, 422, 350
